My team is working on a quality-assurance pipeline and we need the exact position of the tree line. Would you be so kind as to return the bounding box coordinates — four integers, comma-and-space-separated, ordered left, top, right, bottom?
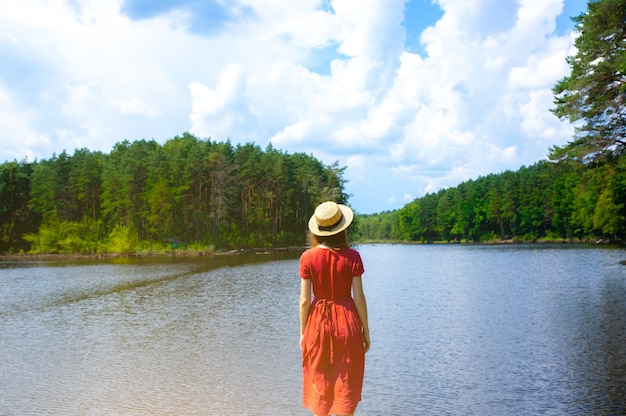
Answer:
358, 156, 626, 243
0, 133, 348, 254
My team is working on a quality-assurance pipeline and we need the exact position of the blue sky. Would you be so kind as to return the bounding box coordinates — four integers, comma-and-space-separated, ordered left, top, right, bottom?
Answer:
0, 0, 588, 214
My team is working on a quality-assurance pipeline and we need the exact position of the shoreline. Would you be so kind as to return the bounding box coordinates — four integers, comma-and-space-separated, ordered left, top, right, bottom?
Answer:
0, 246, 308, 262
1, 239, 619, 262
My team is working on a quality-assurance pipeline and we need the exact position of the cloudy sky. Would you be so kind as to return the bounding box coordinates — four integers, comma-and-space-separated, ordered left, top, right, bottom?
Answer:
0, 0, 588, 214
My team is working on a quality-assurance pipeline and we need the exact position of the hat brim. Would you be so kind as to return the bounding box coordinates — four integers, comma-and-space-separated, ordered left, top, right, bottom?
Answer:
308, 204, 354, 236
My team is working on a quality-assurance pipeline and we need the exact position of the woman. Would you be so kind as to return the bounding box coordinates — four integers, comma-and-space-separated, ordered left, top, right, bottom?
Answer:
299, 201, 371, 416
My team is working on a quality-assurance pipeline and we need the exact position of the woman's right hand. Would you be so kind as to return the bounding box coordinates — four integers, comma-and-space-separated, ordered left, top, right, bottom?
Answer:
362, 330, 371, 353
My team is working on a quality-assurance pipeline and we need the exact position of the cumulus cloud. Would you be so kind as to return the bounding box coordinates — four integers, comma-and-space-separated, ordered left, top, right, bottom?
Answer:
371, 0, 576, 195
0, 87, 52, 161
189, 63, 259, 140
111, 97, 160, 117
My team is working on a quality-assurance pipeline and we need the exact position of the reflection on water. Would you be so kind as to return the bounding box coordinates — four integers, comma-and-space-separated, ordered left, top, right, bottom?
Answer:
1, 245, 625, 415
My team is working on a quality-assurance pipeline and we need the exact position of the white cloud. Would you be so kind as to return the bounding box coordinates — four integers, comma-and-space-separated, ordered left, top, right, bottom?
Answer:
486, 144, 519, 162
0, 87, 51, 162
345, 154, 365, 181
508, 36, 573, 90
111, 97, 160, 117
189, 63, 260, 140
373, 0, 575, 199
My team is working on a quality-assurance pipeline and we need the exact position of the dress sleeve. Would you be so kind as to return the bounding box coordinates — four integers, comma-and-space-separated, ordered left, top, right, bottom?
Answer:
352, 250, 365, 276
299, 250, 311, 280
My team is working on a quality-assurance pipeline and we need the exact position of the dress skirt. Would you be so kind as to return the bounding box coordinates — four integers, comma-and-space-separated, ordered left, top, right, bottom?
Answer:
302, 298, 365, 415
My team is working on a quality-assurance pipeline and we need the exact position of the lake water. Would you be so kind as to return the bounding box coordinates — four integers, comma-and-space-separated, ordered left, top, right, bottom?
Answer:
1, 244, 626, 415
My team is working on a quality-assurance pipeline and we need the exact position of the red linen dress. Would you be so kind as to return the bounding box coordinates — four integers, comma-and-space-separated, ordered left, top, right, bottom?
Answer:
299, 246, 366, 415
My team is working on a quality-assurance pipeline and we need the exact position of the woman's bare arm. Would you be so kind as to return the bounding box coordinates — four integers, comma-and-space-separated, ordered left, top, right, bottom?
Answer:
352, 275, 370, 353
299, 278, 312, 349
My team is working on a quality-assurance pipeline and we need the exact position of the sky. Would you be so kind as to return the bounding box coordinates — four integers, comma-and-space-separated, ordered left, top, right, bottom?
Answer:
0, 0, 589, 214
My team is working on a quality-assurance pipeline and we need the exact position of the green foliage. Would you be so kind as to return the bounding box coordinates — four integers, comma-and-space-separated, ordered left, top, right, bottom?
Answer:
0, 134, 348, 254
551, 0, 626, 163
24, 219, 102, 254
103, 224, 139, 253
357, 158, 626, 244
0, 160, 38, 252
593, 189, 624, 237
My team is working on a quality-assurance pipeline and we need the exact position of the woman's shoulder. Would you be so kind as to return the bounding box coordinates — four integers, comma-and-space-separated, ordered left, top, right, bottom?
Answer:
300, 246, 322, 258
340, 246, 362, 260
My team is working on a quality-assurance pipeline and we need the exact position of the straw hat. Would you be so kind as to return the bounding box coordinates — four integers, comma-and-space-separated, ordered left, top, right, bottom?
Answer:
308, 201, 354, 236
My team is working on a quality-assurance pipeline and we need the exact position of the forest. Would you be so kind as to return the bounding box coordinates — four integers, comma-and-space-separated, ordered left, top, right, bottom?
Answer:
0, 133, 348, 253
358, 156, 626, 244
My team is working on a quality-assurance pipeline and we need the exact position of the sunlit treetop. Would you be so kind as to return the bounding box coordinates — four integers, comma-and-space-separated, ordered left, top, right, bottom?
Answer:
551, 0, 626, 163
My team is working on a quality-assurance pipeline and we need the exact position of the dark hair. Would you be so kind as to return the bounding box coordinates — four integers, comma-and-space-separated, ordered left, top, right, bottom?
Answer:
308, 229, 349, 249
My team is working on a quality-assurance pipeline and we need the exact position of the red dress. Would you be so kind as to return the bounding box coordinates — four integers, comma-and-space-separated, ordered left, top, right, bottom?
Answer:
299, 246, 365, 415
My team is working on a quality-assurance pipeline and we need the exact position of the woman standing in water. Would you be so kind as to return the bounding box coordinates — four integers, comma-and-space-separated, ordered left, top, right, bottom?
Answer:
299, 201, 371, 416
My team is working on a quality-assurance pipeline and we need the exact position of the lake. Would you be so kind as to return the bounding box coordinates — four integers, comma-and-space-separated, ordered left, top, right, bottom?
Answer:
1, 244, 625, 415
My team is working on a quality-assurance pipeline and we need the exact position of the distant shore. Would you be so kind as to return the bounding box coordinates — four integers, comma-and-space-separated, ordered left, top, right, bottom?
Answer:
0, 246, 308, 262
356, 237, 613, 245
